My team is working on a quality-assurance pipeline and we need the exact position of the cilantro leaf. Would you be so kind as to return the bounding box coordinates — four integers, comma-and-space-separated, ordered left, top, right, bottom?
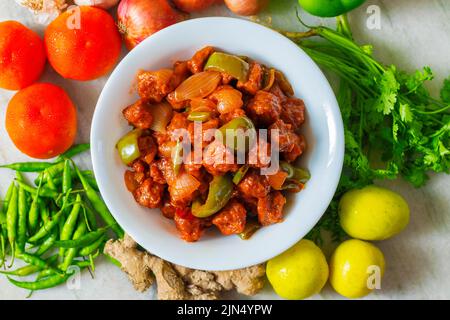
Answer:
441, 76, 450, 103
375, 67, 400, 115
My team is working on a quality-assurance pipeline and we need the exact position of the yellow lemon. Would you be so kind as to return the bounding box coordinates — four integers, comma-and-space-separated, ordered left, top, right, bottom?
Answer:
266, 239, 328, 300
339, 185, 410, 240
329, 239, 385, 298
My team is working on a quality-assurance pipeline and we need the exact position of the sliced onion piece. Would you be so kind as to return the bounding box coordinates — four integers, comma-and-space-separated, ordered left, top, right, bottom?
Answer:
173, 71, 221, 102
149, 101, 173, 133
169, 172, 201, 202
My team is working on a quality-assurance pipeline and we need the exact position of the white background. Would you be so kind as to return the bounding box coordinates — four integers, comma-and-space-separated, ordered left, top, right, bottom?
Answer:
0, 0, 449, 299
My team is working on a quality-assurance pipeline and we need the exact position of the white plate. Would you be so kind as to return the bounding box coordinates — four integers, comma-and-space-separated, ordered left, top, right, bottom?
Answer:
91, 17, 344, 271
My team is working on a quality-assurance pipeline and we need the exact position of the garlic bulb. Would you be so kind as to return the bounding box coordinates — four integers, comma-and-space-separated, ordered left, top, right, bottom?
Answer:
74, 0, 120, 10
15, 0, 68, 25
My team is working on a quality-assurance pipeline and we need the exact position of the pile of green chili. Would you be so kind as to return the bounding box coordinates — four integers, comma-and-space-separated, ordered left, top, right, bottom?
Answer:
0, 143, 123, 293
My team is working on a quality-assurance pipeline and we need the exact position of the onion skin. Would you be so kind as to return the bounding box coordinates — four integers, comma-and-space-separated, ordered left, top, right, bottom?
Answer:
74, 0, 120, 9
172, 0, 216, 12
118, 0, 186, 50
224, 0, 268, 16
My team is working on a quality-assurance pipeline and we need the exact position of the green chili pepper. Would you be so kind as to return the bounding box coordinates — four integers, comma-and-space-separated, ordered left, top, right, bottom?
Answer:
28, 191, 71, 243
80, 203, 98, 231
28, 175, 43, 235
74, 165, 123, 238
0, 162, 53, 172
0, 255, 58, 277
78, 234, 105, 256
39, 201, 50, 224
187, 111, 211, 122
232, 165, 250, 185
62, 160, 72, 194
55, 226, 109, 249
104, 253, 122, 268
17, 183, 28, 253
171, 139, 183, 176
33, 162, 66, 186
204, 52, 249, 82
298, 0, 366, 17
116, 129, 142, 165
215, 116, 256, 151
35, 229, 58, 256
41, 170, 99, 192
55, 143, 90, 162
6, 184, 18, 267
59, 194, 82, 256
60, 219, 87, 271
192, 175, 234, 218
15, 181, 59, 198
16, 252, 62, 275
7, 271, 73, 291
0, 182, 14, 267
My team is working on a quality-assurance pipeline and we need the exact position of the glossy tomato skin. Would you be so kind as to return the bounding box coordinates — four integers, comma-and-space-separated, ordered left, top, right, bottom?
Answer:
6, 83, 77, 159
45, 6, 121, 81
0, 21, 46, 90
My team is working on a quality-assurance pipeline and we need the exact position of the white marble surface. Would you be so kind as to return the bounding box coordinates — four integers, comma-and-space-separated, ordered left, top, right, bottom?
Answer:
1, 0, 450, 300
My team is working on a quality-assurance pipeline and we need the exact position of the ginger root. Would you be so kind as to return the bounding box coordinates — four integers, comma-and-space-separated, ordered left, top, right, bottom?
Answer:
104, 234, 266, 300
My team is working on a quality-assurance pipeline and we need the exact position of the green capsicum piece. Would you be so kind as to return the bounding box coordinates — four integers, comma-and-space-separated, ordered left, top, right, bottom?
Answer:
280, 161, 311, 190
204, 52, 249, 82
215, 116, 256, 151
232, 165, 249, 185
187, 111, 211, 122
171, 139, 183, 176
116, 129, 142, 165
191, 175, 234, 218
298, 0, 366, 17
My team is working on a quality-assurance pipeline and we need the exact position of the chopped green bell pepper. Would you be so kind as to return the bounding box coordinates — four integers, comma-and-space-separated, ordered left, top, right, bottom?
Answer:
187, 111, 211, 122
116, 129, 142, 165
298, 0, 366, 17
191, 175, 234, 218
204, 52, 250, 82
215, 116, 256, 151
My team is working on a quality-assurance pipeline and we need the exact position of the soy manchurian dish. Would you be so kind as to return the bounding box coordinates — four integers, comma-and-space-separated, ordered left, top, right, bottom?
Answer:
117, 47, 310, 242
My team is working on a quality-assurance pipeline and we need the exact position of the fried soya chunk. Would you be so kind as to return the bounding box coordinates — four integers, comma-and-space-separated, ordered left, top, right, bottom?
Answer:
123, 99, 153, 129
172, 60, 191, 87
280, 97, 305, 131
187, 46, 215, 74
246, 91, 281, 127
221, 72, 235, 85
161, 197, 177, 220
282, 133, 306, 163
257, 191, 286, 226
212, 199, 247, 235
138, 135, 157, 165
150, 162, 166, 185
219, 108, 246, 125
174, 208, 204, 242
237, 62, 263, 95
237, 169, 270, 199
269, 119, 297, 153
166, 112, 190, 141
202, 140, 239, 176
188, 118, 219, 150
269, 82, 287, 104
137, 69, 175, 103
156, 158, 177, 186
133, 178, 165, 209
248, 138, 271, 169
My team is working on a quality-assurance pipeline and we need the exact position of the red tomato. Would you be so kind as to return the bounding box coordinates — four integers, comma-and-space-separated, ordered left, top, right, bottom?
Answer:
0, 21, 46, 90
5, 83, 77, 159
